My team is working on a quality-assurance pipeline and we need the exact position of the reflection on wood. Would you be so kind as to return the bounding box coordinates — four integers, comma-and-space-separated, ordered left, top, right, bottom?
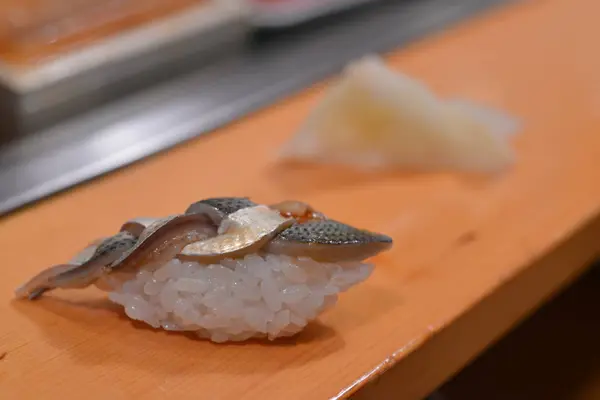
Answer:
0, 0, 207, 65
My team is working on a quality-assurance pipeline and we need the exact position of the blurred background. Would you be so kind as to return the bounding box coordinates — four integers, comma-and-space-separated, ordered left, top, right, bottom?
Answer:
1, 2, 598, 399
0, 0, 505, 216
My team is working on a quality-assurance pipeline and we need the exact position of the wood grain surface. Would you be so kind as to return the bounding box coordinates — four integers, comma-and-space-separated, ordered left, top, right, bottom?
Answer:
1, 0, 600, 399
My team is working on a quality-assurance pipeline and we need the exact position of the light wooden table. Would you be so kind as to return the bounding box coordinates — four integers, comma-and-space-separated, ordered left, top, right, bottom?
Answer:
1, 1, 599, 399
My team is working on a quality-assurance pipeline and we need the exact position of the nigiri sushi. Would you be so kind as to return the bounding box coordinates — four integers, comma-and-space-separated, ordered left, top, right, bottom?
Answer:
15, 197, 392, 343
279, 54, 520, 174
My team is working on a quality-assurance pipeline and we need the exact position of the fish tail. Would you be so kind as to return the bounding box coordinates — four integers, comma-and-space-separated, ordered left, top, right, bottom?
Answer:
15, 262, 104, 300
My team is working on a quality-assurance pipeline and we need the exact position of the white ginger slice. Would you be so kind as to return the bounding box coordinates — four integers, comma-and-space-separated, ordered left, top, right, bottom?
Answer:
279, 55, 520, 174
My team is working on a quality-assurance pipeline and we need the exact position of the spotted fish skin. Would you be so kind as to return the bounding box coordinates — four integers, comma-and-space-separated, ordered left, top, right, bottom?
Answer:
179, 205, 294, 263
275, 219, 392, 245
186, 199, 393, 262
186, 197, 257, 216
108, 217, 177, 268
108, 214, 217, 272
15, 231, 140, 300
16, 197, 394, 300
265, 219, 393, 263
93, 231, 138, 261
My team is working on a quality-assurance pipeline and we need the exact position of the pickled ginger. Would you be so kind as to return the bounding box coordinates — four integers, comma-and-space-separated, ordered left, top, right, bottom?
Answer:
279, 55, 520, 174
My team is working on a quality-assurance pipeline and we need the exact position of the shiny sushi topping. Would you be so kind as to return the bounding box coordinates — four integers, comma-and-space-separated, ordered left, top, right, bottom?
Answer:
15, 197, 393, 300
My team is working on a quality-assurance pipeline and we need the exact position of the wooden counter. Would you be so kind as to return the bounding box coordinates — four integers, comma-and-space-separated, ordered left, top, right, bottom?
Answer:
1, 0, 599, 398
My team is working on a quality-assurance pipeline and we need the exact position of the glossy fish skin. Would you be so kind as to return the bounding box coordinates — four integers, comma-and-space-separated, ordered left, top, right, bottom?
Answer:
184, 197, 392, 263
185, 197, 257, 217
16, 214, 218, 300
92, 232, 139, 263
112, 216, 179, 267
107, 214, 218, 274
265, 219, 393, 263
178, 205, 294, 263
120, 217, 161, 237
16, 197, 394, 301
15, 231, 139, 300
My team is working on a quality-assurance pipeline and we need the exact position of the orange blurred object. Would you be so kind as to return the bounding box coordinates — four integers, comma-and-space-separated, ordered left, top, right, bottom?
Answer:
0, 0, 207, 65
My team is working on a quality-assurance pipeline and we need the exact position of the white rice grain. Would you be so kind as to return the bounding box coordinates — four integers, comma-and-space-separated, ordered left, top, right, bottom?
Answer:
106, 254, 373, 342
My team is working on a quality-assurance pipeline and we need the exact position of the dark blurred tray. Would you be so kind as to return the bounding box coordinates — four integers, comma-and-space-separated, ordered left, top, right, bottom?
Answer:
0, 0, 513, 216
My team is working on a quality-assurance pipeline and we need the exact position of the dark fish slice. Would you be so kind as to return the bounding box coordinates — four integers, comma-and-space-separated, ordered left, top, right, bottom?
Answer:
120, 217, 161, 237
92, 231, 139, 262
17, 197, 394, 300
178, 205, 294, 264
16, 231, 140, 300
16, 199, 255, 300
264, 219, 393, 263
185, 197, 258, 217
107, 213, 218, 273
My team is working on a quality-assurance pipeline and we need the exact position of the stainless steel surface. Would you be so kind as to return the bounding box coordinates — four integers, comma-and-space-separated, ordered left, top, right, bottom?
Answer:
0, 0, 512, 216
249, 0, 378, 28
